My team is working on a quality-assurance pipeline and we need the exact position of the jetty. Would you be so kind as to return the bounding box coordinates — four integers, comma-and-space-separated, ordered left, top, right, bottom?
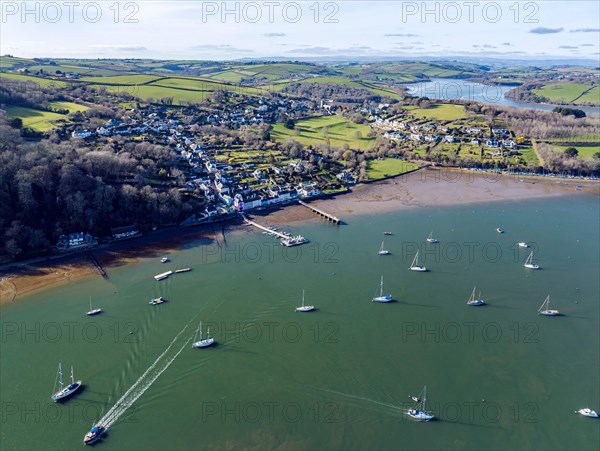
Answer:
298, 201, 340, 224
87, 252, 108, 279
154, 270, 173, 281
240, 214, 308, 247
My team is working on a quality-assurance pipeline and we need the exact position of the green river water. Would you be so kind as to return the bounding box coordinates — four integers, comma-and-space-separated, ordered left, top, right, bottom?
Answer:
1, 194, 599, 450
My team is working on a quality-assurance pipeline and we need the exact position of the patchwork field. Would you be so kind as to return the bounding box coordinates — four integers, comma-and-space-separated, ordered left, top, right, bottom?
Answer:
534, 83, 599, 105
271, 115, 374, 150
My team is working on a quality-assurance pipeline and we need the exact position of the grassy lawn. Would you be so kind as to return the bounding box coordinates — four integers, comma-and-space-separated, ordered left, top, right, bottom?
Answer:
513, 146, 539, 165
271, 115, 374, 150
366, 159, 420, 180
534, 83, 595, 104
551, 144, 600, 159
406, 104, 467, 121
5, 106, 67, 131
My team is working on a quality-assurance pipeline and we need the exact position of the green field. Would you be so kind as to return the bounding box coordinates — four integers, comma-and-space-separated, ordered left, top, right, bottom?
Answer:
0, 73, 68, 87
575, 86, 600, 105
6, 106, 66, 131
271, 115, 374, 150
5, 101, 88, 131
366, 159, 420, 180
551, 144, 600, 159
79, 74, 164, 85
407, 104, 467, 120
534, 83, 598, 105
0, 56, 35, 69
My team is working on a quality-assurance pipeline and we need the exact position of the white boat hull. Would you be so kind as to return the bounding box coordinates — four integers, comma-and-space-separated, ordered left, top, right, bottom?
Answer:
539, 310, 559, 316
372, 295, 392, 302
426, 238, 438, 243
378, 251, 390, 255
408, 409, 434, 421
295, 306, 315, 312
410, 266, 427, 272
578, 408, 598, 418
524, 264, 540, 269
86, 309, 102, 316
467, 300, 485, 306
192, 338, 215, 348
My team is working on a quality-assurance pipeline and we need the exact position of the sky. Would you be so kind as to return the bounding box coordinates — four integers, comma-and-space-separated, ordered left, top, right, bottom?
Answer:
1, 1, 599, 61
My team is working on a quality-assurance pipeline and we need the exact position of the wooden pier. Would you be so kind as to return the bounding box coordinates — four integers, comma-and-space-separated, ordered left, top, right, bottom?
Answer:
298, 201, 340, 224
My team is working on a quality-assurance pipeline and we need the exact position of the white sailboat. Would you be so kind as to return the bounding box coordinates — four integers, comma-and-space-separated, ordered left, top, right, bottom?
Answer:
576, 408, 598, 418
408, 386, 434, 421
378, 241, 390, 255
295, 290, 315, 312
86, 296, 102, 316
51, 363, 82, 402
524, 251, 540, 269
192, 321, 215, 348
426, 231, 438, 243
409, 251, 427, 272
538, 295, 559, 316
518, 242, 528, 248
496, 228, 504, 234
467, 286, 485, 306
372, 276, 392, 302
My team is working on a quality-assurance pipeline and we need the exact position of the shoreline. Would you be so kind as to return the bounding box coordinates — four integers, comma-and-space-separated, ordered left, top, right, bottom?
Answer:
1, 168, 598, 305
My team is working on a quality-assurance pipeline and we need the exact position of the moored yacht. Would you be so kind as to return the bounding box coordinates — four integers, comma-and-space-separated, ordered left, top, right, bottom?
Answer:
372, 276, 392, 302
524, 251, 540, 269
86, 296, 102, 316
538, 295, 559, 316
51, 363, 82, 402
409, 251, 427, 272
426, 231, 438, 243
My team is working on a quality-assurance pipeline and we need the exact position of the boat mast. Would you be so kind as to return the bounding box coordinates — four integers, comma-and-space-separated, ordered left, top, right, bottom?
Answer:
58, 363, 63, 390
89, 296, 92, 311
380, 276, 384, 296
71, 366, 75, 385
302, 290, 305, 308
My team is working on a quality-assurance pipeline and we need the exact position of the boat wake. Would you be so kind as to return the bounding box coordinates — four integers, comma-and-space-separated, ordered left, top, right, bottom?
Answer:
313, 386, 404, 415
97, 321, 192, 429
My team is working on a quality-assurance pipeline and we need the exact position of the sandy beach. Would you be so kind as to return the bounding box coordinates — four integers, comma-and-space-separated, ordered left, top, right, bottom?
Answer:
1, 169, 597, 304
262, 168, 599, 224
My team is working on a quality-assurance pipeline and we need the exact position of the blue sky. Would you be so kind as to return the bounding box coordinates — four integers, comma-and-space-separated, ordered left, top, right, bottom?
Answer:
1, 1, 599, 60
